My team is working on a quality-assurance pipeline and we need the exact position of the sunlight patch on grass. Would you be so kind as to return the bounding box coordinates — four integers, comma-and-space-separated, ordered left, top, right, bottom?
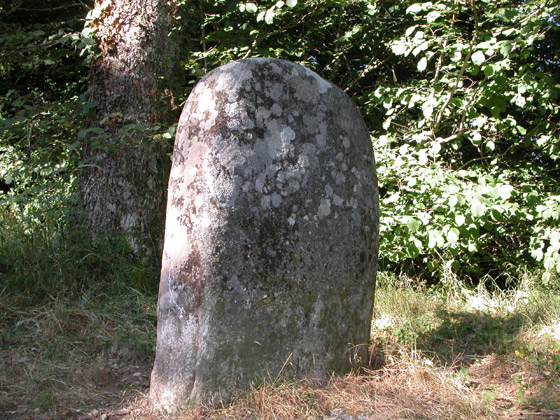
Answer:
371, 313, 396, 331
539, 319, 560, 342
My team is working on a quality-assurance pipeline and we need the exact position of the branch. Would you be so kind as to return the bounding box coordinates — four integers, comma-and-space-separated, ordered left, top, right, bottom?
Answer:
457, 141, 516, 171
14, 3, 90, 12
431, 9, 455, 90
344, 56, 390, 93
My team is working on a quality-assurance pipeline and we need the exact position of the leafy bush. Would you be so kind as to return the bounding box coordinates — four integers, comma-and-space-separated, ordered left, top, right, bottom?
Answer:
1, 0, 558, 295
371, 0, 560, 286
175, 0, 560, 287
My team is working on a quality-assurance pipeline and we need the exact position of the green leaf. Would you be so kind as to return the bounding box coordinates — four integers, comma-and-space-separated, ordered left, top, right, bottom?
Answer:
391, 41, 407, 56
455, 214, 465, 226
265, 8, 275, 24
82, 101, 97, 114
498, 8, 517, 22
471, 197, 486, 218
246, 3, 258, 13
472, 132, 482, 145
448, 196, 458, 207
427, 11, 441, 23
405, 26, 417, 37
406, 4, 423, 14
286, 0, 297, 7
451, 260, 460, 271
527, 192, 539, 207
471, 51, 486, 65
422, 105, 433, 119
412, 41, 429, 56
407, 238, 422, 258
447, 228, 460, 244
468, 241, 478, 253
469, 65, 480, 76
124, 124, 146, 132
490, 208, 503, 222
498, 184, 514, 200
417, 57, 427, 71
428, 230, 444, 249
500, 41, 514, 56
78, 127, 104, 139
383, 118, 392, 130
407, 218, 421, 232
69, 141, 81, 150
81, 37, 96, 46
491, 106, 504, 118
543, 207, 559, 221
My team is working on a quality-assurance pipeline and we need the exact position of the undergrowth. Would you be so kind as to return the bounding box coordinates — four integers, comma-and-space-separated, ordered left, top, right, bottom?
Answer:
0, 205, 160, 304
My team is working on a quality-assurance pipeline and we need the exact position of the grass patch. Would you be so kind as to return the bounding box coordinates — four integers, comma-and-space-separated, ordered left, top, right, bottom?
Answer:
0, 206, 160, 305
371, 272, 560, 416
1, 271, 559, 419
0, 288, 157, 419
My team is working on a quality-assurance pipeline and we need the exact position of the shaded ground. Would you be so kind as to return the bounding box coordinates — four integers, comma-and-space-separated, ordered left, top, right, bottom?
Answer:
0, 295, 155, 419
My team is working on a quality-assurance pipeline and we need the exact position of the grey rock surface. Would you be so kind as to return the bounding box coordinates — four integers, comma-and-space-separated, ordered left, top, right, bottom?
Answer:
150, 58, 379, 411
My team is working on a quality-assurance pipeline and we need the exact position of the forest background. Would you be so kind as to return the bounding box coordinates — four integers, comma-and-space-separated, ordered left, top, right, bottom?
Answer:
1, 0, 559, 419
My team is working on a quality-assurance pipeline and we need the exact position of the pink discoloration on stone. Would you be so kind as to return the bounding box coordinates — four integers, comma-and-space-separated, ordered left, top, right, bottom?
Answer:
150, 58, 379, 412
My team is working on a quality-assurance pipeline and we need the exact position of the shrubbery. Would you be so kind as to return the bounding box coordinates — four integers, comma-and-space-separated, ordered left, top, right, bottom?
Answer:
1, 0, 558, 300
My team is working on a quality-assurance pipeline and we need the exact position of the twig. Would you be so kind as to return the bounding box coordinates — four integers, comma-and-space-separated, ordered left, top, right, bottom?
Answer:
345, 56, 390, 93
519, 411, 560, 418
14, 3, 89, 12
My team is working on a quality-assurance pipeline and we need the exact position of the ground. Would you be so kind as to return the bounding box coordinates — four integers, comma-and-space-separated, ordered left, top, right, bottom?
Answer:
1, 278, 559, 419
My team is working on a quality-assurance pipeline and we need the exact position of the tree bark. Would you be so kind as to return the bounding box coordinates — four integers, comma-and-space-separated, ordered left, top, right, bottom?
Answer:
79, 0, 177, 258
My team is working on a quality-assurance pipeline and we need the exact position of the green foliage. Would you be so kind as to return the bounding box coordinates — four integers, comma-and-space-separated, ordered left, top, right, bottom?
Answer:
0, 1, 90, 209
175, 0, 409, 97
1, 0, 559, 296
176, 0, 560, 287
370, 0, 560, 286
0, 1, 159, 302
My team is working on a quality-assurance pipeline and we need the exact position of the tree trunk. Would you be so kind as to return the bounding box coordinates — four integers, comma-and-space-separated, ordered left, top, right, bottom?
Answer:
79, 0, 176, 258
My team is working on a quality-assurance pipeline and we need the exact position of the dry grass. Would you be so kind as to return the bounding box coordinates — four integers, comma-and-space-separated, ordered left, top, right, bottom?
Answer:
1, 274, 559, 419
0, 292, 156, 419
119, 351, 495, 420
135, 372, 489, 420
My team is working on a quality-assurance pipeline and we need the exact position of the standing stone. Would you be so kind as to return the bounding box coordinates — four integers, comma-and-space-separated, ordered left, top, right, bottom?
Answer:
150, 58, 379, 411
